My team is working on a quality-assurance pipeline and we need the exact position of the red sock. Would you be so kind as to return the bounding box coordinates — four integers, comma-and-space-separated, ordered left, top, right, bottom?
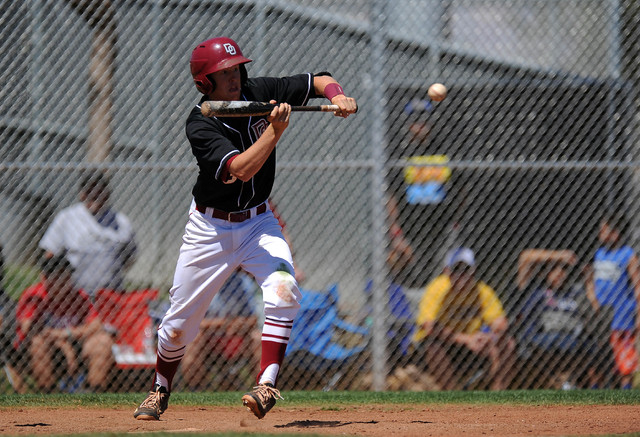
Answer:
257, 340, 287, 385
154, 354, 182, 391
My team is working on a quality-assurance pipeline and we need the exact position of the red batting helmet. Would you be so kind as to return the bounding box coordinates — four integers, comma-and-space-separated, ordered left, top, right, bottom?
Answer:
190, 37, 252, 95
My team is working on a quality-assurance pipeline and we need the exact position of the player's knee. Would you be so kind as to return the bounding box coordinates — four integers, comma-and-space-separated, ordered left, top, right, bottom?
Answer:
263, 271, 301, 320
157, 324, 190, 350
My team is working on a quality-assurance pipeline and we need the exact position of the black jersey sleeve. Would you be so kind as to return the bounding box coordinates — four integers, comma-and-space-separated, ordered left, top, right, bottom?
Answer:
186, 105, 240, 182
245, 73, 320, 106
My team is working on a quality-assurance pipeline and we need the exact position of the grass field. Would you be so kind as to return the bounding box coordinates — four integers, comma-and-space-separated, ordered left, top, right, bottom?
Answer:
1, 390, 640, 437
1, 388, 640, 408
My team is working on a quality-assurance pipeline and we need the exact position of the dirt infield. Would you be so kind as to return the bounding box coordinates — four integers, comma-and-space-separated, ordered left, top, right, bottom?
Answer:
1, 404, 640, 436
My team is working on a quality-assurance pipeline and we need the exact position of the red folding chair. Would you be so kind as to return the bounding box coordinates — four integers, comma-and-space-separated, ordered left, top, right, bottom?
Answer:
94, 289, 158, 369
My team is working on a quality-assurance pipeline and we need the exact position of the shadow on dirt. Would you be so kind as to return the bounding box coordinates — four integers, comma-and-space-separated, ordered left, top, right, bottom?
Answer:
275, 419, 378, 428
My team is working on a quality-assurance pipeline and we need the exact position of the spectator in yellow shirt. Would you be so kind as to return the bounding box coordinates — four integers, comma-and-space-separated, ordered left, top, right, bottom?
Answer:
413, 247, 515, 390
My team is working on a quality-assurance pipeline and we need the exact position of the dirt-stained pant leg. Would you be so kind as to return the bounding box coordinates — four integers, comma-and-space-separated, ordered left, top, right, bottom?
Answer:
158, 210, 239, 366
240, 210, 301, 383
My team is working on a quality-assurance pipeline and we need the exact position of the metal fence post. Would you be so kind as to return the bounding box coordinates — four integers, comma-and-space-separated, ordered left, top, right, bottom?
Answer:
369, 0, 390, 392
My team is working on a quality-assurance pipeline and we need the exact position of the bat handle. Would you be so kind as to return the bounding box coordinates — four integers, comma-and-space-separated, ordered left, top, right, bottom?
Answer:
291, 104, 358, 113
291, 105, 340, 112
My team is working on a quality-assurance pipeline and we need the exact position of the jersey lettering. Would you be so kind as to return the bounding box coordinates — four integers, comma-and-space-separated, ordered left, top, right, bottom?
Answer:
594, 260, 622, 281
251, 119, 269, 139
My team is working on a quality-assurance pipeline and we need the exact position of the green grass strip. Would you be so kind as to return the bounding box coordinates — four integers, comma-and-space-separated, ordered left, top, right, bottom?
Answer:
1, 389, 639, 408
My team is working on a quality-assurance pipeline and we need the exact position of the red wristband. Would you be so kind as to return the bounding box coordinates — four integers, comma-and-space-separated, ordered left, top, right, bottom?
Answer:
324, 83, 344, 101
221, 154, 238, 183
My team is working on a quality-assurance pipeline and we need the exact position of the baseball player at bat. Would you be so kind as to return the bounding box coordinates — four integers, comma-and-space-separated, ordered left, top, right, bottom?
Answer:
133, 37, 357, 421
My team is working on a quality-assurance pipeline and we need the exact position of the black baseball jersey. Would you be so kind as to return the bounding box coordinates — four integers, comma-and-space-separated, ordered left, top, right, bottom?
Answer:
186, 73, 318, 212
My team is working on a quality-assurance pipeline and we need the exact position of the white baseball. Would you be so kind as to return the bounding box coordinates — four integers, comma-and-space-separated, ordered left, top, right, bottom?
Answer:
428, 83, 447, 102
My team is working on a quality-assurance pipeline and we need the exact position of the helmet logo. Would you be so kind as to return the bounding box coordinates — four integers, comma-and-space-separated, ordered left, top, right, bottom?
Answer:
223, 43, 237, 55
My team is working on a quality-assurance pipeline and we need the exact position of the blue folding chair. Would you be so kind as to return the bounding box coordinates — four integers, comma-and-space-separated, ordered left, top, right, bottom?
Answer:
285, 284, 369, 390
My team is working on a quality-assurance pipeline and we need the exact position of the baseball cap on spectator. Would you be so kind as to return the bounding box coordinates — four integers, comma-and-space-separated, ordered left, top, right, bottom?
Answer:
404, 98, 433, 118
444, 247, 476, 269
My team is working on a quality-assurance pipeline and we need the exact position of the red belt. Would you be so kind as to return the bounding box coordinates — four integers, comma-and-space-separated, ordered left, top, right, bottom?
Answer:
196, 203, 267, 222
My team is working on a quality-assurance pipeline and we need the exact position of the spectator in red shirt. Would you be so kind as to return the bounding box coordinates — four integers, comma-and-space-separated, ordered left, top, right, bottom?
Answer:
15, 255, 114, 392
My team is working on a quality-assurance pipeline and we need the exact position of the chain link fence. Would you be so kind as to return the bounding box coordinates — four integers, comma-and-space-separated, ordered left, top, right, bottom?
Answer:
1, 0, 639, 393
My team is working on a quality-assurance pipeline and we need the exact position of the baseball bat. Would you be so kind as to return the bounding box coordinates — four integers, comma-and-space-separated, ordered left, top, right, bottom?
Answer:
200, 100, 342, 117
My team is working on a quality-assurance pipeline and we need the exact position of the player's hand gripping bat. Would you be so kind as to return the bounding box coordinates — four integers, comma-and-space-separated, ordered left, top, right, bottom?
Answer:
200, 100, 353, 117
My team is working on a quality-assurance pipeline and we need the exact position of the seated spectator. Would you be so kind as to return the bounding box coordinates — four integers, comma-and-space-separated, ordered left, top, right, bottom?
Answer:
586, 211, 640, 389
514, 249, 610, 389
0, 286, 14, 369
14, 255, 114, 392
39, 170, 136, 296
412, 247, 516, 390
180, 269, 260, 391
0, 245, 19, 390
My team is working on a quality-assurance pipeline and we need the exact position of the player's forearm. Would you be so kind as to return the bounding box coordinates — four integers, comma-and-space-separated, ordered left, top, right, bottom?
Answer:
229, 126, 281, 181
313, 75, 340, 98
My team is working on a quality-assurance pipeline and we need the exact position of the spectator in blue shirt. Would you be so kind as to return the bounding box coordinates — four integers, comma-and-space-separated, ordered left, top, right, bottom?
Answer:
587, 211, 640, 389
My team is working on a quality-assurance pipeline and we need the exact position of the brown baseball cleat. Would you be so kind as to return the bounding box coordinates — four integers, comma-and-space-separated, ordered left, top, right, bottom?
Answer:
241, 383, 283, 419
133, 384, 170, 420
